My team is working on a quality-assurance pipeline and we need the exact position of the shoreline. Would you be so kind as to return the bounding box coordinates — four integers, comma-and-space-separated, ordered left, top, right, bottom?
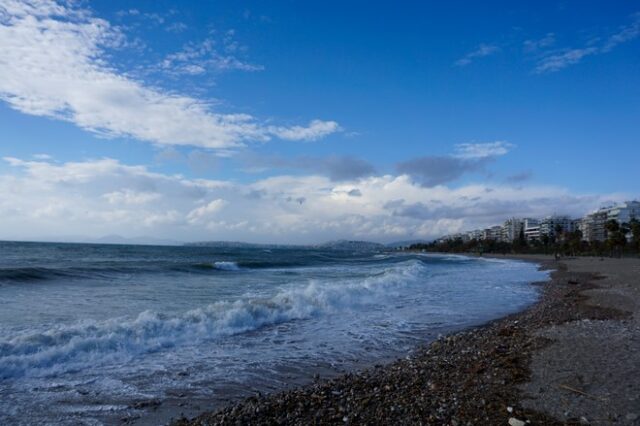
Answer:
171, 255, 639, 425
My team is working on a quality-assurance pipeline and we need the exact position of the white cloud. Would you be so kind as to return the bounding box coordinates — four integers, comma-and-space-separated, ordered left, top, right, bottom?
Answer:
454, 44, 500, 67
454, 141, 514, 159
535, 14, 640, 73
186, 199, 228, 224
165, 22, 188, 33
534, 47, 599, 74
0, 0, 339, 149
103, 189, 161, 205
523, 33, 555, 52
160, 36, 263, 76
602, 12, 640, 52
0, 155, 626, 244
269, 120, 342, 141
115, 9, 141, 18
33, 153, 52, 160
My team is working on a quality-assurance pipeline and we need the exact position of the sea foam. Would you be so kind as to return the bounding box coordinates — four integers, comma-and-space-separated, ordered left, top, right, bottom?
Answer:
0, 259, 426, 379
213, 261, 241, 271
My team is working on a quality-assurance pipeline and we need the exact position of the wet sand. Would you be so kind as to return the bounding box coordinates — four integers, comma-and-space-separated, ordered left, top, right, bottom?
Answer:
168, 255, 640, 425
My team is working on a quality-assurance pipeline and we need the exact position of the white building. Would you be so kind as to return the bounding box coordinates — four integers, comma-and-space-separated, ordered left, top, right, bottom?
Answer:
502, 218, 524, 242
523, 218, 540, 242
467, 229, 483, 241
434, 201, 640, 246
581, 211, 608, 242
607, 201, 640, 224
480, 226, 502, 241
539, 215, 575, 239
580, 201, 640, 242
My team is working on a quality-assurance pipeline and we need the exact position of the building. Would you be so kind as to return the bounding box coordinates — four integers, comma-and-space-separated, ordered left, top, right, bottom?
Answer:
580, 201, 640, 242
479, 226, 503, 241
501, 218, 524, 242
580, 211, 608, 242
467, 229, 483, 241
491, 225, 503, 239
523, 218, 540, 242
571, 218, 582, 234
539, 215, 575, 239
606, 201, 640, 224
433, 200, 639, 246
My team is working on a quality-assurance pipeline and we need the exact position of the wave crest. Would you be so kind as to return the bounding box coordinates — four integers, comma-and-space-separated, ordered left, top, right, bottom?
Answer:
0, 259, 427, 379
213, 261, 240, 271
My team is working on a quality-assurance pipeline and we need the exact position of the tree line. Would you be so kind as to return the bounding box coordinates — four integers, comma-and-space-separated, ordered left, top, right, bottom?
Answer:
406, 219, 640, 257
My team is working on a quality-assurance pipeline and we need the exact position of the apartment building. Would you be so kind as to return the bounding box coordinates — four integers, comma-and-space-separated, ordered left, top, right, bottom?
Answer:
433, 200, 638, 244
580, 201, 640, 242
523, 218, 540, 242
607, 201, 640, 224
501, 218, 524, 242
538, 215, 575, 239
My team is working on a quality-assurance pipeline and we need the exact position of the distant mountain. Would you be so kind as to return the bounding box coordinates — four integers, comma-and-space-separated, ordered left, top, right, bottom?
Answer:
186, 239, 386, 251
89, 235, 181, 246
185, 241, 299, 249
315, 240, 386, 251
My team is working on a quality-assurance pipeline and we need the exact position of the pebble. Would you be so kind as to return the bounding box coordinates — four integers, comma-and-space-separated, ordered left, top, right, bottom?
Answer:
172, 267, 621, 426
508, 418, 526, 426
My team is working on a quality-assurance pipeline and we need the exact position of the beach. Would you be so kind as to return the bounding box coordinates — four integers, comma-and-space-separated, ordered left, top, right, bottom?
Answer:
2, 2, 638, 425
174, 256, 640, 425
0, 245, 548, 425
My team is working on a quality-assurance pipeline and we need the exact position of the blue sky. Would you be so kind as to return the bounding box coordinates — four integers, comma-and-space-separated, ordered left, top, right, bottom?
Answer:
0, 0, 638, 243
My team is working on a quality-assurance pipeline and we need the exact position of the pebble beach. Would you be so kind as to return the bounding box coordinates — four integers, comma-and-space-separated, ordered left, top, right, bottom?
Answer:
172, 255, 640, 425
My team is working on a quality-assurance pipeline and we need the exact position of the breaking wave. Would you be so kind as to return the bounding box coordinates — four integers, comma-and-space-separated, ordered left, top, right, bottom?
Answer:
0, 259, 427, 379
0, 267, 69, 282
0, 261, 291, 283
0, 267, 112, 282
213, 261, 240, 271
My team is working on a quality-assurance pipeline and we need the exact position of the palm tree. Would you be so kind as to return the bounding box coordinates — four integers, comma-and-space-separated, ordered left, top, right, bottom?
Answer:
566, 229, 582, 257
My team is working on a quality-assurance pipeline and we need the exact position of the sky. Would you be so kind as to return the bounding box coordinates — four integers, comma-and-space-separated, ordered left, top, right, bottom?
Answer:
0, 0, 638, 244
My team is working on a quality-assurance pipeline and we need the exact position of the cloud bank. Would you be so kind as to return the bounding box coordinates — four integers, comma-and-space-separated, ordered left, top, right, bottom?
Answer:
0, 0, 339, 149
242, 153, 376, 181
0, 155, 623, 244
396, 142, 513, 187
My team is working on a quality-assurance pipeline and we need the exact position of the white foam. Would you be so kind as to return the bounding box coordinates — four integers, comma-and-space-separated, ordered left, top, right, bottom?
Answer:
213, 261, 240, 271
0, 259, 427, 379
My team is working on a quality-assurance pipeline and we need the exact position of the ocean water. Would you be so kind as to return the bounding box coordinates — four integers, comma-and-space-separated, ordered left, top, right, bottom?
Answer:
0, 241, 548, 425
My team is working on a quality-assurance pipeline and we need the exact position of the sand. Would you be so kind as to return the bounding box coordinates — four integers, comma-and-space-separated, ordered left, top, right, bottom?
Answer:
519, 256, 640, 425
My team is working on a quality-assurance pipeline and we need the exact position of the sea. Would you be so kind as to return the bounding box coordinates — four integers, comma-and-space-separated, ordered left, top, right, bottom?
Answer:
0, 241, 549, 425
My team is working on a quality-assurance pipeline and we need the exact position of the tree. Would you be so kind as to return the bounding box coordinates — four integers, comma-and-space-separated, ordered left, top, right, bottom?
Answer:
515, 227, 527, 251
566, 229, 583, 257
554, 223, 565, 242
553, 223, 564, 259
408, 219, 638, 257
605, 219, 626, 257
630, 218, 640, 253
541, 234, 550, 255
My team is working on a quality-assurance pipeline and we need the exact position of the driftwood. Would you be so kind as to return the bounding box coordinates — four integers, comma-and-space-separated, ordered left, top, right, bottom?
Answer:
558, 384, 608, 402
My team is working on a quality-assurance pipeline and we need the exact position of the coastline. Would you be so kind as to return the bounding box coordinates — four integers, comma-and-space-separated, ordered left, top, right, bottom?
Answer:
171, 255, 640, 425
